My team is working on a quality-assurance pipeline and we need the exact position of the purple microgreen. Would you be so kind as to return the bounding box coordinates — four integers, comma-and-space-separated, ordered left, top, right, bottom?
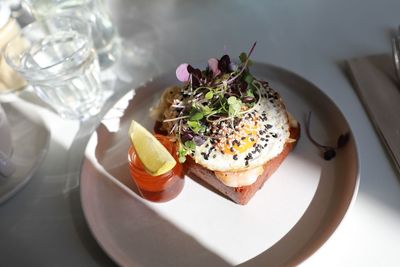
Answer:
187, 65, 202, 80
305, 111, 350, 161
218, 54, 231, 73
176, 63, 190, 82
238, 79, 248, 93
208, 58, 221, 77
229, 62, 238, 72
305, 112, 331, 149
337, 132, 350, 148
242, 96, 255, 103
193, 135, 206, 146
170, 43, 263, 149
323, 149, 336, 160
181, 131, 194, 143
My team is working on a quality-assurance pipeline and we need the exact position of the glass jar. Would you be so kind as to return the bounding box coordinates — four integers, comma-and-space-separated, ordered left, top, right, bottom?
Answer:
128, 135, 184, 202
0, 2, 26, 94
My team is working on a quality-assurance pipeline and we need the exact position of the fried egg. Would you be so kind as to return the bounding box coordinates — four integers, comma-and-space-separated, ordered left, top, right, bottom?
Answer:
191, 80, 291, 173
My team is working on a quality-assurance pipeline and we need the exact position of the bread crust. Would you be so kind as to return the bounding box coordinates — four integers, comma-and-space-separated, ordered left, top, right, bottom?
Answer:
185, 124, 300, 205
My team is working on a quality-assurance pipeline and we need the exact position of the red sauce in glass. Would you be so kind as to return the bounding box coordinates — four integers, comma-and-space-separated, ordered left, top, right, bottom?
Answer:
128, 134, 184, 202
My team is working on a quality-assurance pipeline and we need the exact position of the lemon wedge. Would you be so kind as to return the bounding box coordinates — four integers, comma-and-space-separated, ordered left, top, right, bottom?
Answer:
129, 120, 176, 176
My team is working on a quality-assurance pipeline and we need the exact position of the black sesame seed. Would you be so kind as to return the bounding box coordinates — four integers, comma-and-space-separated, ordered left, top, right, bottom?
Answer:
230, 147, 235, 152
245, 160, 249, 166
266, 124, 272, 129
241, 136, 246, 140
233, 155, 238, 160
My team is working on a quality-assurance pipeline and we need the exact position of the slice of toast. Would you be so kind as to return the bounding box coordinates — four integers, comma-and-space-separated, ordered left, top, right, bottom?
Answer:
185, 123, 300, 205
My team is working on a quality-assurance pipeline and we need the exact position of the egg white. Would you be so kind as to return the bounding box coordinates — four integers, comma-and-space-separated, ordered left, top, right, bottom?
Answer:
191, 82, 290, 172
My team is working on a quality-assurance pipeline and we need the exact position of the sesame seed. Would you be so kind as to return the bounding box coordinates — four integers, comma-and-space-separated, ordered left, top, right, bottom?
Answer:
233, 155, 238, 160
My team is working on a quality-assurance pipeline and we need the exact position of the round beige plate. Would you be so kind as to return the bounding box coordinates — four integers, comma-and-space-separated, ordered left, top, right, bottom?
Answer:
80, 63, 359, 267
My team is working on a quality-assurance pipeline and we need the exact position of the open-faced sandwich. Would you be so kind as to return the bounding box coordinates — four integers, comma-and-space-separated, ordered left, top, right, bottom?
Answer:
153, 43, 300, 205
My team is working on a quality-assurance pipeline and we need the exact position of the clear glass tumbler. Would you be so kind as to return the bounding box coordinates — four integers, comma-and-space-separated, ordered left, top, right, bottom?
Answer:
4, 15, 104, 120
25, 0, 120, 69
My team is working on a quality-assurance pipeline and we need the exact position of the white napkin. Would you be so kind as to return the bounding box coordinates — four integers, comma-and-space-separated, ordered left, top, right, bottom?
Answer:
348, 54, 400, 175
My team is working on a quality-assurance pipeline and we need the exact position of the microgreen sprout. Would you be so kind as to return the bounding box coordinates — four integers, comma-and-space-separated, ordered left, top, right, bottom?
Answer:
305, 111, 350, 160
168, 42, 260, 162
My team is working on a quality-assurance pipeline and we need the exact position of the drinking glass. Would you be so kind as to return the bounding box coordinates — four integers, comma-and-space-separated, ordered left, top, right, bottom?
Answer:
4, 15, 104, 120
24, 0, 120, 69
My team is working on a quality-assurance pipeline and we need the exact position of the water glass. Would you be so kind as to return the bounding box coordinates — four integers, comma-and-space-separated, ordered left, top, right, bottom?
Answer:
4, 15, 104, 120
25, 0, 120, 69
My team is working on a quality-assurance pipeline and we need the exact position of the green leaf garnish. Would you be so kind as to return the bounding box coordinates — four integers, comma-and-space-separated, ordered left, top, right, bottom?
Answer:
178, 146, 188, 163
246, 89, 254, 98
202, 106, 214, 115
190, 111, 204, 121
227, 96, 242, 117
244, 73, 254, 84
205, 91, 213, 100
227, 96, 237, 105
239, 52, 247, 63
184, 140, 196, 150
187, 120, 205, 133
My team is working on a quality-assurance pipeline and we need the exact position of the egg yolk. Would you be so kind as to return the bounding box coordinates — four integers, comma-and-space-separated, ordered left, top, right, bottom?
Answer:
223, 128, 258, 155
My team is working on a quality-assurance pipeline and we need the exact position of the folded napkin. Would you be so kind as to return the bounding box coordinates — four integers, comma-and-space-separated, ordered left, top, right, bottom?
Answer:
348, 54, 400, 175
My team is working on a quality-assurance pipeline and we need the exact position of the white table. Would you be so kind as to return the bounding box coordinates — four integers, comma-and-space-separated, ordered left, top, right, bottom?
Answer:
1, 0, 399, 266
